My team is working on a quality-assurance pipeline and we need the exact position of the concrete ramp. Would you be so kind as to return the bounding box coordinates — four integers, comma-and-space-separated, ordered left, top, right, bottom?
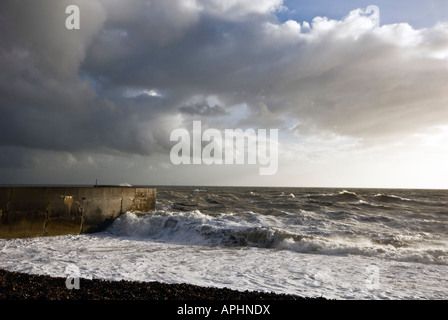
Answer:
0, 186, 156, 238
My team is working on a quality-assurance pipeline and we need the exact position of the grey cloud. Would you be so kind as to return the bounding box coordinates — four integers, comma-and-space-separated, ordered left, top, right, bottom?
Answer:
0, 147, 33, 170
276, 19, 448, 141
179, 102, 227, 117
1, 0, 448, 177
0, 0, 105, 80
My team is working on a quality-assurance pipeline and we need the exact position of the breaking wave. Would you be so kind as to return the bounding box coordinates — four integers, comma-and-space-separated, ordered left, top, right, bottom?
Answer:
373, 193, 412, 203
307, 190, 361, 203
106, 210, 448, 266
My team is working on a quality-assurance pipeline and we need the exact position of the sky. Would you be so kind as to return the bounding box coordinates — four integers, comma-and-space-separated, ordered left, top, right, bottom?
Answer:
1, 0, 448, 189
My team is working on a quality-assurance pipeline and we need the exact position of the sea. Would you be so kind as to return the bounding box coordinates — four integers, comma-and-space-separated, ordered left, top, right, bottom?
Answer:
0, 186, 447, 300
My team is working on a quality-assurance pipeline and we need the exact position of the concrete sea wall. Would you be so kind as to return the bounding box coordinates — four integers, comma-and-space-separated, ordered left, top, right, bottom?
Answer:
0, 186, 156, 238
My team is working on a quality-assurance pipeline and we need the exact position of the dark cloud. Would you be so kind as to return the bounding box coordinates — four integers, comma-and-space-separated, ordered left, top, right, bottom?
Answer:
1, 0, 448, 185
0, 147, 32, 170
179, 102, 227, 117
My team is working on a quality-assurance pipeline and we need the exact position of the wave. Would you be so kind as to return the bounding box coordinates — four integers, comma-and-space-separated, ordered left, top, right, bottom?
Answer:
106, 210, 295, 247
373, 193, 412, 203
307, 190, 361, 203
306, 191, 422, 211
106, 211, 448, 265
278, 192, 295, 198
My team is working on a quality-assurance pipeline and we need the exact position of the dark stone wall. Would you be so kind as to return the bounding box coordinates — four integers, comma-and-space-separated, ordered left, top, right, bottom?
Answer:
0, 187, 156, 238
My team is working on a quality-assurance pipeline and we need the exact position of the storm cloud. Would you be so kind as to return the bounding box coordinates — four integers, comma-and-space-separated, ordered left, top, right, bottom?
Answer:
1, 0, 448, 186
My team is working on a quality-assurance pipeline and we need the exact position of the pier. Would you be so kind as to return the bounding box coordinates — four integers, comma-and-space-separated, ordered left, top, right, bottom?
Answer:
0, 186, 156, 238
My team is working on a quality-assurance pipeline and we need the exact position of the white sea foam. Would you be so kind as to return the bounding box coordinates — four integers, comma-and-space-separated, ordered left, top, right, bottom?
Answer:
103, 211, 448, 266
0, 232, 447, 299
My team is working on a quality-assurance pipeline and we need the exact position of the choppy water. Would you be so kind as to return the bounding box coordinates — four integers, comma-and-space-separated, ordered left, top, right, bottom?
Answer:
1, 187, 447, 299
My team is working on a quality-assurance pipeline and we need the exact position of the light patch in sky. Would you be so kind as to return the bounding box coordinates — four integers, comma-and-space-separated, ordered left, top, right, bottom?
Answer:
124, 88, 163, 98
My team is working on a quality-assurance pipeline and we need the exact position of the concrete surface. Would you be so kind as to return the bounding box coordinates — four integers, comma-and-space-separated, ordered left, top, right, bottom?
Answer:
0, 186, 156, 238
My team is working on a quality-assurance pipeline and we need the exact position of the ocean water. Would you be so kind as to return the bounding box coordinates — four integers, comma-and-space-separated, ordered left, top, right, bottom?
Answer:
0, 186, 447, 299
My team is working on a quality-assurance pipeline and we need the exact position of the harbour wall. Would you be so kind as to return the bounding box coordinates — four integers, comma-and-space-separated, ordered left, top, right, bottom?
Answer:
0, 186, 156, 238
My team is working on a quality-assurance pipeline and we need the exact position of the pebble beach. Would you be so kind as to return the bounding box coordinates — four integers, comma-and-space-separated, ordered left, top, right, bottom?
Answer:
0, 268, 321, 300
